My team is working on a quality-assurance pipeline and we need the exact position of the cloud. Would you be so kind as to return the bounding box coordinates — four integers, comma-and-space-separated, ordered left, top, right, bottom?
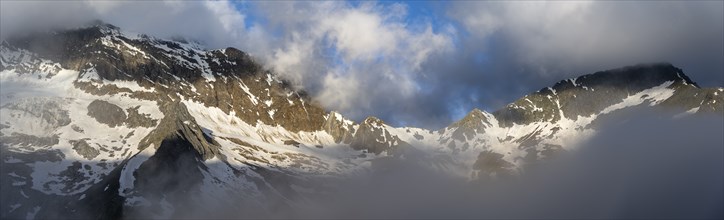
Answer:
286, 114, 723, 219
252, 1, 454, 125
0, 1, 254, 50
127, 114, 723, 219
256, 1, 723, 128
444, 1, 724, 107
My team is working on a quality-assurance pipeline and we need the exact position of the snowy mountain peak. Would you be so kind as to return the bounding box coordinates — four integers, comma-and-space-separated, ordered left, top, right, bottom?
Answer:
493, 63, 718, 127
451, 108, 494, 128
361, 116, 385, 126
545, 63, 697, 95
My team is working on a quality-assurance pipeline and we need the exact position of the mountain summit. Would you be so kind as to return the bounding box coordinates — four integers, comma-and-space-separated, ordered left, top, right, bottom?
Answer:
1, 24, 722, 219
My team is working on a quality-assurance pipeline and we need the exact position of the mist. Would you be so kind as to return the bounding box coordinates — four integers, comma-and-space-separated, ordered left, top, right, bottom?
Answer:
129, 114, 723, 219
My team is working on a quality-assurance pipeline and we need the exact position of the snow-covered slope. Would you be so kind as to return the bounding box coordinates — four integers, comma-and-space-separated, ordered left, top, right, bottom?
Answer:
1, 23, 722, 219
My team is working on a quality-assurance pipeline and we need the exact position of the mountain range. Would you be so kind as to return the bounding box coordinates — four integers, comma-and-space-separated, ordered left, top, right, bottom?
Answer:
1, 23, 722, 219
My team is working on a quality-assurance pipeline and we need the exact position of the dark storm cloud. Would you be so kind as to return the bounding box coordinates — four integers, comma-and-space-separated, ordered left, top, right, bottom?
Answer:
1, 1, 722, 129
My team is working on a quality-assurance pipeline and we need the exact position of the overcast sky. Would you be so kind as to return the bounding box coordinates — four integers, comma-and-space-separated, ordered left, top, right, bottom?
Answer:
1, 1, 722, 129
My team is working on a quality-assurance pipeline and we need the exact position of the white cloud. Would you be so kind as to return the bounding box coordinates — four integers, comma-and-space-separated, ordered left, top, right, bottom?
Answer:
253, 2, 453, 121
204, 1, 246, 38
322, 8, 398, 60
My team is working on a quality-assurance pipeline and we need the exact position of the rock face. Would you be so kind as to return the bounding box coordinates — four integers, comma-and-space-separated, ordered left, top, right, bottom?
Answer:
493, 63, 714, 127
124, 106, 157, 128
4, 24, 327, 133
447, 109, 495, 142
473, 150, 514, 178
138, 102, 220, 160
0, 133, 60, 148
0, 97, 71, 134
70, 139, 100, 160
127, 134, 208, 219
322, 111, 356, 144
1, 22, 723, 219
350, 117, 411, 155
87, 100, 127, 127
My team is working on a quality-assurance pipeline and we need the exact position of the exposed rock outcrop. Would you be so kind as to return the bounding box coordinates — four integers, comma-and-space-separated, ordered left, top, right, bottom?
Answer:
447, 108, 495, 142
322, 111, 356, 144
87, 100, 126, 127
70, 139, 100, 160
350, 117, 411, 155
139, 102, 220, 160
